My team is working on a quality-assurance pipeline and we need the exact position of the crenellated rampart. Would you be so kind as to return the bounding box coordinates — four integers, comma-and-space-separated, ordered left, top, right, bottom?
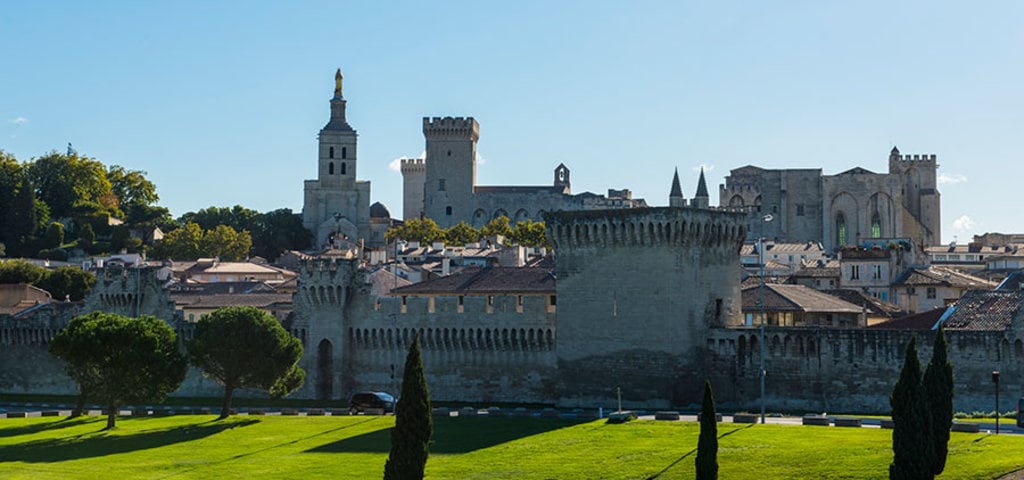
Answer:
422, 116, 480, 141
705, 325, 1024, 413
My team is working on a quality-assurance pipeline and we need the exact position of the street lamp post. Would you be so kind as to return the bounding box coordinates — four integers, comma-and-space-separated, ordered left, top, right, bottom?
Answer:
759, 214, 774, 425
993, 371, 1001, 434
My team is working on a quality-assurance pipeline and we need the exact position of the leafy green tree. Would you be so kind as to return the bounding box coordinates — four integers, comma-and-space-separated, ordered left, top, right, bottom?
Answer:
180, 205, 260, 233
923, 327, 953, 475
509, 219, 548, 247
696, 379, 718, 480
107, 165, 159, 218
37, 266, 97, 301
27, 152, 112, 220
889, 336, 934, 480
125, 204, 174, 236
201, 224, 252, 261
0, 158, 43, 255
0, 259, 47, 284
386, 218, 444, 244
150, 222, 204, 259
384, 335, 432, 480
480, 216, 513, 239
188, 306, 305, 420
251, 208, 312, 260
444, 222, 480, 246
42, 222, 65, 249
49, 312, 187, 429
78, 223, 96, 250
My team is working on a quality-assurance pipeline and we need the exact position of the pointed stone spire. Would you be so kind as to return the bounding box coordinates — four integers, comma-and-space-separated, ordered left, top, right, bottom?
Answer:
692, 167, 710, 209
669, 168, 685, 207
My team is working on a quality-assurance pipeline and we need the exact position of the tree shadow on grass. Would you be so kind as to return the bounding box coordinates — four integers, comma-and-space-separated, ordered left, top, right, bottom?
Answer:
0, 416, 94, 439
306, 417, 589, 455
645, 424, 753, 480
0, 418, 259, 463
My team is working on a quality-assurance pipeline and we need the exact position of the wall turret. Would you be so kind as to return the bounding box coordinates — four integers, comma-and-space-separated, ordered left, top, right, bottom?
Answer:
400, 157, 427, 220
669, 168, 685, 207
692, 167, 710, 209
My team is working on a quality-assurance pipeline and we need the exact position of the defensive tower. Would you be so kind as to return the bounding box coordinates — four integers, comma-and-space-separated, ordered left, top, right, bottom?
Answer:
422, 117, 480, 228
548, 206, 746, 407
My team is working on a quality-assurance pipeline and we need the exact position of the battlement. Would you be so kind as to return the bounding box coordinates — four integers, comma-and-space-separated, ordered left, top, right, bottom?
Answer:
893, 153, 937, 163
546, 207, 746, 251
400, 157, 427, 173
422, 116, 480, 141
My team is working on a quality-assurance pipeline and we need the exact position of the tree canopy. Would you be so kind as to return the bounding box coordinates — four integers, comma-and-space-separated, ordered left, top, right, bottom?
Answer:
27, 152, 112, 221
0, 152, 44, 255
49, 312, 187, 429
509, 219, 548, 247
384, 335, 432, 480
480, 216, 513, 239
696, 380, 718, 480
188, 306, 305, 419
385, 218, 444, 244
149, 222, 252, 261
889, 336, 934, 480
923, 328, 954, 476
0, 260, 96, 301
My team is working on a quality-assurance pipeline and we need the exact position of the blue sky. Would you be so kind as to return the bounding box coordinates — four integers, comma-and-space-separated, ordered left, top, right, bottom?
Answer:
2, 1, 1020, 243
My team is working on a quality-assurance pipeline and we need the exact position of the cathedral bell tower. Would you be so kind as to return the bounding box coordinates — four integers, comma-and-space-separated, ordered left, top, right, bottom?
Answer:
319, 69, 358, 187
302, 69, 372, 248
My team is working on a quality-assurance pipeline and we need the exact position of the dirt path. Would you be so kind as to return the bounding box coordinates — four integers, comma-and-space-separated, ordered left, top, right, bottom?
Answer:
997, 469, 1024, 479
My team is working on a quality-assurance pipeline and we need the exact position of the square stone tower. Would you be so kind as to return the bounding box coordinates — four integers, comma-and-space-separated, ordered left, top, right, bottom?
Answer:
422, 117, 479, 228
302, 69, 371, 247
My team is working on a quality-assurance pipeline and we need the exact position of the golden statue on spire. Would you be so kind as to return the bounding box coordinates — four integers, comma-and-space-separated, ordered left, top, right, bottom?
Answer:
334, 68, 343, 96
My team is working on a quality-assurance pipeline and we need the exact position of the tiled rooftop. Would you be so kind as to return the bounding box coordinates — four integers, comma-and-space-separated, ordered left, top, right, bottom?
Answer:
394, 266, 555, 295
942, 290, 1023, 331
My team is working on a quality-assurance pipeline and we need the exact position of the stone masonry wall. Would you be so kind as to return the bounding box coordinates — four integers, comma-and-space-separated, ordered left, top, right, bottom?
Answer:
548, 207, 747, 409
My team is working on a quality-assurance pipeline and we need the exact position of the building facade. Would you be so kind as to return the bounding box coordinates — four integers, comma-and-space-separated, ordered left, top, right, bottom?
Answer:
720, 147, 941, 253
403, 116, 648, 228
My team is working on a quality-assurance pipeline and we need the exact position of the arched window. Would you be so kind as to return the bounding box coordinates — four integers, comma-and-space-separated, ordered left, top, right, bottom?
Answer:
328, 162, 334, 175
342, 147, 347, 159
329, 146, 334, 159
836, 213, 847, 247
341, 163, 347, 175
871, 212, 881, 238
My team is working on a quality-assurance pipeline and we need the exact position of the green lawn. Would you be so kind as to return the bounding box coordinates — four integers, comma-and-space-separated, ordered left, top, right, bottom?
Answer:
0, 415, 1021, 479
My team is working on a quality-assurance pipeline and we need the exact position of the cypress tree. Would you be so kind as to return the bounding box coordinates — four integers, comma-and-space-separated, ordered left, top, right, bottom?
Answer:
696, 379, 719, 480
923, 327, 953, 475
384, 335, 432, 480
889, 335, 934, 480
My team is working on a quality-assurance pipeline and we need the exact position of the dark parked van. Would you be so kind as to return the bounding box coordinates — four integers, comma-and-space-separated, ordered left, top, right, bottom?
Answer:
348, 392, 396, 415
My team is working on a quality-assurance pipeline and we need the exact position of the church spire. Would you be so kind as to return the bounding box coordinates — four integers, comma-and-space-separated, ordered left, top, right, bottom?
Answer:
323, 68, 353, 132
692, 167, 710, 208
669, 168, 685, 207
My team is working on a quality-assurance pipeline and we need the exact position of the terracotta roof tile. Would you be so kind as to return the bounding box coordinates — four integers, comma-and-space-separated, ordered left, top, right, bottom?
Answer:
394, 267, 555, 295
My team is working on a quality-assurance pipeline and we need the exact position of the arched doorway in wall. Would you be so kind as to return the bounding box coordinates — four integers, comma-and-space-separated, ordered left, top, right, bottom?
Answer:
317, 339, 333, 400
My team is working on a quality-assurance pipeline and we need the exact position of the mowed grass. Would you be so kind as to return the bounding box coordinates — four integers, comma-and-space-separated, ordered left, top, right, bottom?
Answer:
0, 415, 1022, 479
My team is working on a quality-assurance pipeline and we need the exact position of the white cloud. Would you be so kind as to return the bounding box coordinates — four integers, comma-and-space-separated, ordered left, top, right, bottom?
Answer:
938, 173, 967, 185
952, 214, 975, 232
476, 153, 487, 166
691, 163, 715, 173
8, 117, 28, 125
388, 151, 426, 172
